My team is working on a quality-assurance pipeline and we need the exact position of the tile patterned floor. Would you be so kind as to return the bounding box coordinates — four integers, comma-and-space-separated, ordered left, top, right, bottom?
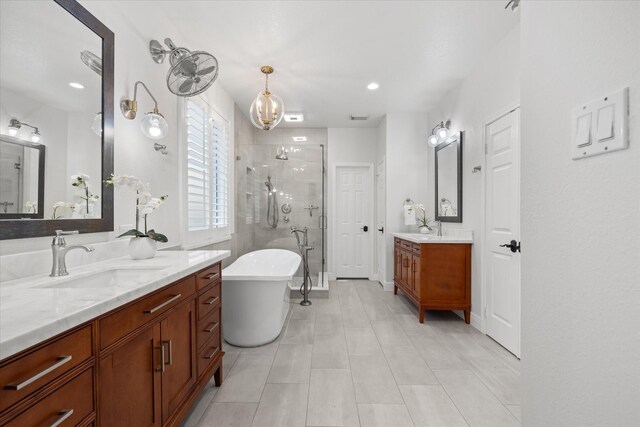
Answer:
183, 280, 521, 427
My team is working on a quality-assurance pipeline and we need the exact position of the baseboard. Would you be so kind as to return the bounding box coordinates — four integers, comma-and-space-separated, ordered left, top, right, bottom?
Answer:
453, 310, 482, 333
470, 312, 482, 332
382, 281, 395, 292
369, 273, 378, 281
328, 272, 337, 281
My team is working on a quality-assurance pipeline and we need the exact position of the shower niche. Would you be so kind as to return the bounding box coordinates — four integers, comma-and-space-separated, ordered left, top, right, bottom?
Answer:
237, 142, 327, 289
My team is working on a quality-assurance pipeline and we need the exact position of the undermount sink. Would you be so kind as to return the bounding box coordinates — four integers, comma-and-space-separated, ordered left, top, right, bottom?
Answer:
34, 267, 167, 290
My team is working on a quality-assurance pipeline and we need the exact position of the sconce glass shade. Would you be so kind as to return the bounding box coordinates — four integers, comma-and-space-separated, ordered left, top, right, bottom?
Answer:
7, 119, 21, 136
30, 129, 41, 143
436, 126, 450, 142
140, 111, 168, 139
428, 134, 439, 147
92, 112, 102, 136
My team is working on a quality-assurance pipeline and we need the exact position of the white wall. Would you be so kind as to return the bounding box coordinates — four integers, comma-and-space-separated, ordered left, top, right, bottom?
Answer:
521, 2, 640, 426
425, 25, 520, 326
327, 127, 378, 277
383, 113, 429, 284
0, 2, 235, 256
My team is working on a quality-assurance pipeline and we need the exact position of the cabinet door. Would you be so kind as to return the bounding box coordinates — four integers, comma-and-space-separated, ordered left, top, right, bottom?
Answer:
394, 247, 402, 283
99, 324, 162, 427
400, 251, 410, 287
160, 299, 197, 423
411, 254, 421, 298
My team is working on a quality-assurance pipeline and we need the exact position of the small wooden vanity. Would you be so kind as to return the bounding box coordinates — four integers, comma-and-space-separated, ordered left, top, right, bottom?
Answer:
0, 261, 223, 427
393, 236, 471, 324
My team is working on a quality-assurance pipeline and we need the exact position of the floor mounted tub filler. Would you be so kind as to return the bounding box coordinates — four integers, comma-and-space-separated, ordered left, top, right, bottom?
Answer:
222, 249, 301, 347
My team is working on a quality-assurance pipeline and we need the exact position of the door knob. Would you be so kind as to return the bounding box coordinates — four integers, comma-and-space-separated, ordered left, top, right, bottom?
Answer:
361, 225, 369, 232
500, 240, 521, 253
378, 227, 384, 233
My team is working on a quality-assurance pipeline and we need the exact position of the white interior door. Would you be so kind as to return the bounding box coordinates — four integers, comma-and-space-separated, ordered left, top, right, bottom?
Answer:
376, 159, 386, 283
335, 165, 372, 278
485, 108, 521, 357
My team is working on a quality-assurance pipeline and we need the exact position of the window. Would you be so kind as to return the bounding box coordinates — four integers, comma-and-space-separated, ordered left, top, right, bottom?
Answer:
182, 97, 232, 247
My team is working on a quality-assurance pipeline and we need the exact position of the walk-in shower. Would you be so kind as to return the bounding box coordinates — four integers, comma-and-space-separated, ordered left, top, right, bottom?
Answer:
237, 142, 327, 291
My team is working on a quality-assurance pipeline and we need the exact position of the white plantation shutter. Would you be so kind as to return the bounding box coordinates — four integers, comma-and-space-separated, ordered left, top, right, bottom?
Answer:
184, 97, 231, 246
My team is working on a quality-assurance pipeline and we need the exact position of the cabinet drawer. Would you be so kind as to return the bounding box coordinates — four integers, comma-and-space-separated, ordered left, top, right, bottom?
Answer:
5, 367, 94, 427
0, 325, 92, 412
400, 240, 412, 250
196, 263, 221, 291
198, 282, 221, 321
100, 276, 196, 350
394, 238, 400, 246
412, 243, 421, 254
197, 308, 221, 350
197, 331, 221, 377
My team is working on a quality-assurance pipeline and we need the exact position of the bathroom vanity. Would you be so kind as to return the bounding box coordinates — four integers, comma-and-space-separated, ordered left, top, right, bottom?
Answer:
393, 233, 472, 324
0, 250, 228, 427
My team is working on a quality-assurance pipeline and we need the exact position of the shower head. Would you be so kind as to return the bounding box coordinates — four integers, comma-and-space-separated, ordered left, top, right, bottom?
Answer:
276, 146, 289, 160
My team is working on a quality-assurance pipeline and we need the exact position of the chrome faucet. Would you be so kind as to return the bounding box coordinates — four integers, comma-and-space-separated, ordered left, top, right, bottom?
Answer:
290, 226, 314, 306
434, 221, 443, 237
50, 230, 94, 277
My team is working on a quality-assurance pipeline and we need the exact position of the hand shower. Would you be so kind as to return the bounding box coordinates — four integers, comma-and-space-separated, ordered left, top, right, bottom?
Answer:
265, 176, 279, 228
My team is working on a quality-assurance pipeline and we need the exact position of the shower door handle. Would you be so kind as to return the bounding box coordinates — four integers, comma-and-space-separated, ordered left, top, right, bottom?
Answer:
318, 214, 327, 230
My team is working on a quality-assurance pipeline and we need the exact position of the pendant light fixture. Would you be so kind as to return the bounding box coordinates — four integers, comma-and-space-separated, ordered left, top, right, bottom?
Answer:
250, 66, 285, 131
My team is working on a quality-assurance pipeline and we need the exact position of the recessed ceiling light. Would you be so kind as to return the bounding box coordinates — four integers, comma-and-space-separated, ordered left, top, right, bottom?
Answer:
292, 136, 307, 142
284, 113, 304, 122
367, 82, 379, 90
69, 82, 84, 89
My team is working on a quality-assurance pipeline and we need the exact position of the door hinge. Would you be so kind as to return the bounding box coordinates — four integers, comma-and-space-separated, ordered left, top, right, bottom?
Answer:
484, 143, 488, 155
483, 306, 487, 318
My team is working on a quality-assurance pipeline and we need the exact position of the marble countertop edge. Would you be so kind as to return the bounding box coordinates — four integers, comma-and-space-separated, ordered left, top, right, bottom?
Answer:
0, 250, 230, 361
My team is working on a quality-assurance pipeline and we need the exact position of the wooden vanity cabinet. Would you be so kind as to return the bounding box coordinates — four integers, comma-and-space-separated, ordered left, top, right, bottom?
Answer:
394, 238, 471, 324
0, 261, 223, 427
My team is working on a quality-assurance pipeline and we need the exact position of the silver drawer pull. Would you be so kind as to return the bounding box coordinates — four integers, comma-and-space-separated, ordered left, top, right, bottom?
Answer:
204, 322, 219, 333
49, 409, 74, 427
144, 294, 182, 314
162, 340, 173, 366
5, 355, 72, 391
204, 347, 219, 359
204, 296, 219, 306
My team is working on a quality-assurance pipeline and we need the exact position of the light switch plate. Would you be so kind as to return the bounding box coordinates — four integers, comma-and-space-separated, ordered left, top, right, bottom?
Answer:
571, 87, 629, 160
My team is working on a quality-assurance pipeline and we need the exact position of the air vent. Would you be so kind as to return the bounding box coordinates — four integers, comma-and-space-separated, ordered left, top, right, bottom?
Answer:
349, 114, 369, 121
284, 113, 304, 122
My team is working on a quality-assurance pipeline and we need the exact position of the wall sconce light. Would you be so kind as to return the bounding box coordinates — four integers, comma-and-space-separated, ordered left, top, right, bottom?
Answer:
120, 81, 168, 141
428, 119, 451, 147
7, 119, 42, 143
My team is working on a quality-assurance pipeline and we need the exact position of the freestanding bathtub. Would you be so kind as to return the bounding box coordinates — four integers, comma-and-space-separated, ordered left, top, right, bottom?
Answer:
222, 249, 301, 347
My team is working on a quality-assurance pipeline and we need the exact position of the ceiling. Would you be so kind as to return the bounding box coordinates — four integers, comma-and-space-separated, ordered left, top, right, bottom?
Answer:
150, 1, 519, 128
111, 1, 519, 128
0, 1, 102, 114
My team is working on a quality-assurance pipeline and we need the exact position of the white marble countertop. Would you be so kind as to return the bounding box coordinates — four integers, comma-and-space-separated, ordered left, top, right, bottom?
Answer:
0, 250, 230, 361
393, 232, 474, 244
